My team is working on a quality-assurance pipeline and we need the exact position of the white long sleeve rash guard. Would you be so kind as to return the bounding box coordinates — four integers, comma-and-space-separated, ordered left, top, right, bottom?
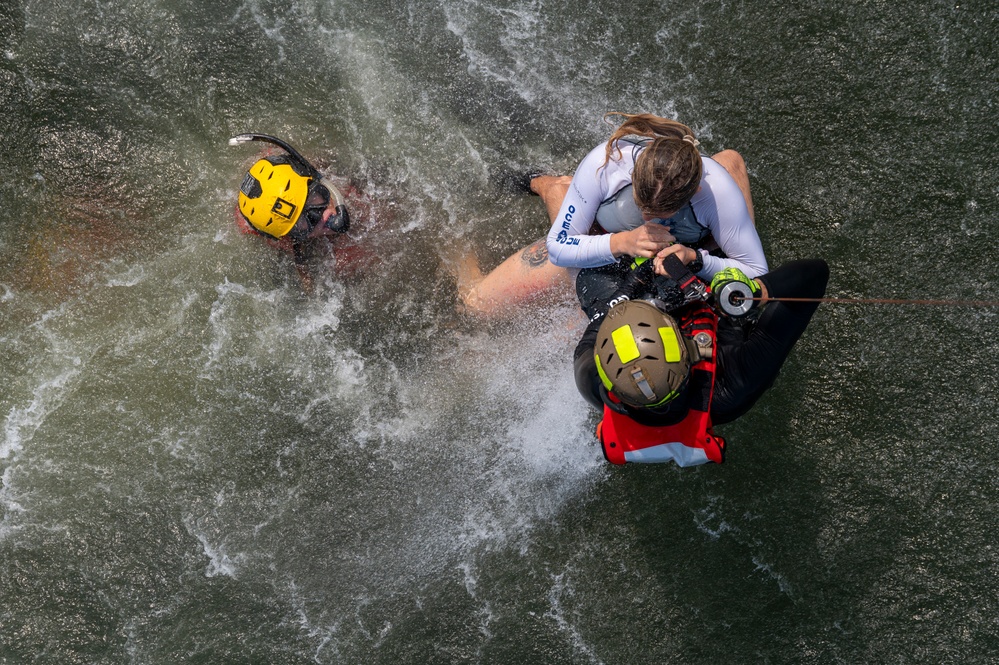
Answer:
545, 141, 768, 279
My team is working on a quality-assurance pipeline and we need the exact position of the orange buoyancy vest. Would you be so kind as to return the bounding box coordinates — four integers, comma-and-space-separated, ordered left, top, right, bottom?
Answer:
596, 303, 726, 466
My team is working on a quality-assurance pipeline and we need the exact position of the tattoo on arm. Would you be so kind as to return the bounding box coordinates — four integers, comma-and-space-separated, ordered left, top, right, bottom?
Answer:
520, 239, 549, 268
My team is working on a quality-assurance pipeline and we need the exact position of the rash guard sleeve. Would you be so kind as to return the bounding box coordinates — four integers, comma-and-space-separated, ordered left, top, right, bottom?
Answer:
546, 143, 634, 268
692, 157, 768, 280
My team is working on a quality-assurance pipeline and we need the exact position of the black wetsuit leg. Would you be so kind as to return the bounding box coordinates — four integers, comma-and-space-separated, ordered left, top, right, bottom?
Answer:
575, 261, 631, 319
573, 263, 630, 411
711, 259, 829, 424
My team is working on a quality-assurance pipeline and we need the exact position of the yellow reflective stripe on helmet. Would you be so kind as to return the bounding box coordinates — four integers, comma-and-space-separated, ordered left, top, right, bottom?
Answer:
658, 326, 681, 363
647, 389, 679, 408
594, 354, 614, 391
611, 325, 640, 364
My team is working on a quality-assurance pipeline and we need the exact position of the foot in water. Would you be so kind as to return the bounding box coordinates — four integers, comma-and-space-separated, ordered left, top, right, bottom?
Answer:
440, 244, 489, 315
497, 170, 548, 196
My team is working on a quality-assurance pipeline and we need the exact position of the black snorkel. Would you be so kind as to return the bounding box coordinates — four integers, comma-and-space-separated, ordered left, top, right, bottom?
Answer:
229, 133, 350, 234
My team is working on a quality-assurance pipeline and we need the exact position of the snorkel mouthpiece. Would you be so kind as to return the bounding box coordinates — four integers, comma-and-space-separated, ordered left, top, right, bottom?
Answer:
324, 204, 351, 234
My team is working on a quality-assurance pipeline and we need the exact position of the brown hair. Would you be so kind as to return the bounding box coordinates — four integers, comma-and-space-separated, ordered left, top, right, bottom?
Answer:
602, 112, 702, 217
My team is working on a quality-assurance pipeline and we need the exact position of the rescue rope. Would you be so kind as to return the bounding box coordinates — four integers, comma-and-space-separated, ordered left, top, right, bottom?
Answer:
742, 296, 999, 307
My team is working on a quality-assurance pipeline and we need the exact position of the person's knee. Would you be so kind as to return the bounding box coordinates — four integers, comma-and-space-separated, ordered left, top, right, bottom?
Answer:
713, 149, 747, 177
790, 259, 829, 297
809, 259, 830, 297
531, 175, 571, 198
711, 150, 754, 221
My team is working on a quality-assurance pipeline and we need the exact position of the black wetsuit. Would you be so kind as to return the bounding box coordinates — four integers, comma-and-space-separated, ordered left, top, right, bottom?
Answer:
573, 259, 829, 427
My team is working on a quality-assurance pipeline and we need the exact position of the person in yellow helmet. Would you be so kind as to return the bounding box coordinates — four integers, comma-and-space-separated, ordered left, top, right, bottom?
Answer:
237, 155, 338, 240
231, 133, 375, 291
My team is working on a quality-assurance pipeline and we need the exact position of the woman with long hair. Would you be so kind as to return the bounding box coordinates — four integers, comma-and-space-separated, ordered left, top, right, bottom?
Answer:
455, 113, 765, 317
544, 112, 765, 278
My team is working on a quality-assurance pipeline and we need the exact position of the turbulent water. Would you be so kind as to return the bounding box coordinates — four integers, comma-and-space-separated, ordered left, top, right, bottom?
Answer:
1, 1, 998, 662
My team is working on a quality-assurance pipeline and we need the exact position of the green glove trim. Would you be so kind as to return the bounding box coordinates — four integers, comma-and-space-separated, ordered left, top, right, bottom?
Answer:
630, 256, 650, 270
710, 268, 760, 295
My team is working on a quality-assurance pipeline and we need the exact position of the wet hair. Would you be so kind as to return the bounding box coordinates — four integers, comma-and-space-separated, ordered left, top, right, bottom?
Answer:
602, 112, 703, 217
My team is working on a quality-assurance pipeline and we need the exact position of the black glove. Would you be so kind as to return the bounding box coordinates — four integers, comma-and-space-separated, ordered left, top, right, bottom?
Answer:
651, 274, 687, 311
611, 258, 655, 302
582, 259, 655, 324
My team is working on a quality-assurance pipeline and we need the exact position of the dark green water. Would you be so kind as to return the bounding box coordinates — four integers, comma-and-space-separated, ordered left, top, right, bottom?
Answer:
1, 1, 998, 662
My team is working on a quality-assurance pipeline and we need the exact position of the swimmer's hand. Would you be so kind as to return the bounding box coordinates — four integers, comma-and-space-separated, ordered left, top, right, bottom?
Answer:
652, 244, 698, 275
593, 259, 656, 318
610, 223, 676, 259
619, 257, 656, 297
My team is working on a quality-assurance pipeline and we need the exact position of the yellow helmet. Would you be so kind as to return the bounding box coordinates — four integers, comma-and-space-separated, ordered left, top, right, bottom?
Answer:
237, 156, 313, 239
594, 300, 692, 408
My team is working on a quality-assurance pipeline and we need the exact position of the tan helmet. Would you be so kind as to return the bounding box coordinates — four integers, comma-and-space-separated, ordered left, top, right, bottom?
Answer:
594, 300, 692, 408
237, 156, 313, 238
